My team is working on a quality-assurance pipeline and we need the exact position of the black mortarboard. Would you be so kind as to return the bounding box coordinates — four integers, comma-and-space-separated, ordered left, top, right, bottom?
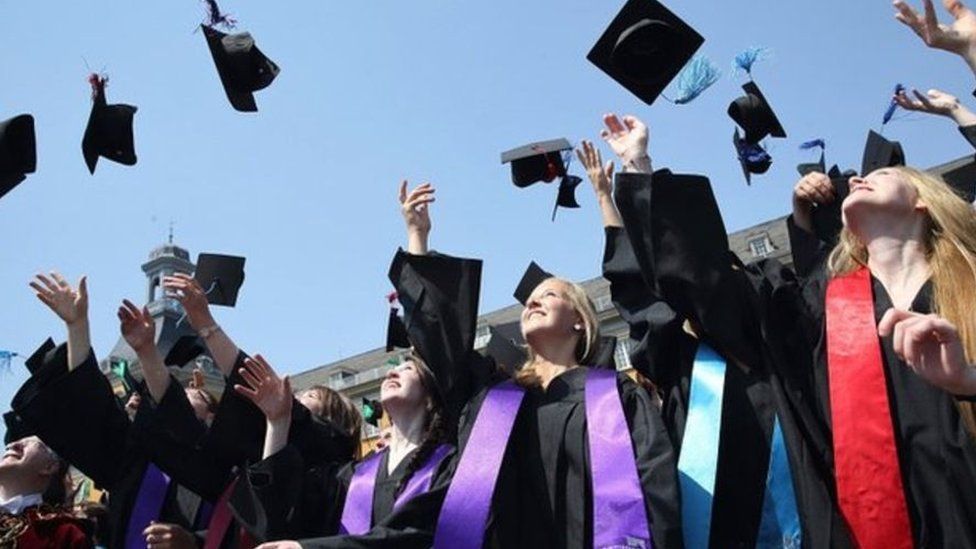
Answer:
501, 139, 572, 187
860, 130, 905, 176
797, 152, 826, 177
3, 410, 33, 445
483, 326, 527, 373
24, 338, 56, 376
81, 75, 137, 175
514, 261, 553, 305
386, 307, 410, 352
362, 398, 384, 427
728, 81, 786, 145
202, 25, 280, 112
0, 115, 36, 199
587, 0, 704, 105
811, 165, 856, 244
164, 335, 207, 367
940, 157, 976, 203
194, 253, 246, 307
552, 175, 583, 221
733, 129, 772, 185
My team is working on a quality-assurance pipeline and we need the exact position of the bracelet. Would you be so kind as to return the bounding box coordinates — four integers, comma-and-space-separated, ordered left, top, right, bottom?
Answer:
198, 324, 222, 340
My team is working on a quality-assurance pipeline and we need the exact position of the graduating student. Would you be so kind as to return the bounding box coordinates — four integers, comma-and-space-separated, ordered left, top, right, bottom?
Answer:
582, 114, 852, 548
10, 274, 219, 548
384, 179, 681, 549
0, 433, 91, 548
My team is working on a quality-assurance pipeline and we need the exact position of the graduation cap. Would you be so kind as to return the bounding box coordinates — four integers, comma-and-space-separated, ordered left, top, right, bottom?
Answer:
733, 129, 771, 185
24, 338, 56, 375
82, 74, 137, 175
860, 130, 905, 176
587, 0, 705, 105
728, 81, 786, 145
940, 157, 976, 203
552, 175, 583, 221
797, 139, 826, 177
361, 398, 383, 427
3, 410, 34, 446
500, 139, 572, 188
514, 261, 553, 305
164, 335, 207, 367
194, 253, 245, 307
0, 114, 36, 200
483, 325, 527, 373
202, 25, 280, 112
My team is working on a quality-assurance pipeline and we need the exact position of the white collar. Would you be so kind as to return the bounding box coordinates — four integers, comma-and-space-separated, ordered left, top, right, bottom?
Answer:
0, 492, 43, 515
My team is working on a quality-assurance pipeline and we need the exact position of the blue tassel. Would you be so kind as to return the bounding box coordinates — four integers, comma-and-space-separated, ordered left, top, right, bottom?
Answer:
882, 83, 905, 126
733, 47, 769, 76
799, 139, 825, 151
671, 55, 721, 104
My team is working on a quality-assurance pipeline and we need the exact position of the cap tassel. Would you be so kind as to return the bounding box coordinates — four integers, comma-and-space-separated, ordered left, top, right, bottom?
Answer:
203, 0, 236, 28
732, 46, 770, 77
668, 55, 721, 105
799, 139, 825, 151
882, 83, 906, 127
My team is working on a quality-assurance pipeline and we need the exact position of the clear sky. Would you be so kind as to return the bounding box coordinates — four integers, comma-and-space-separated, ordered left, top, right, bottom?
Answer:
1, 0, 972, 437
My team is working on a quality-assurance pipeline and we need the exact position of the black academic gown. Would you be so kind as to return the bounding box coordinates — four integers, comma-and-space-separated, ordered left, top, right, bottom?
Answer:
388, 249, 682, 549
787, 222, 976, 547
614, 170, 852, 548
9, 346, 213, 549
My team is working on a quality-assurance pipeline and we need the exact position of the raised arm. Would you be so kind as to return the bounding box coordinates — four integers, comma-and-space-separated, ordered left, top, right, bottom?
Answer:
576, 139, 623, 229
894, 0, 976, 76
29, 272, 89, 371
894, 87, 976, 147
163, 273, 240, 377
117, 299, 171, 404
233, 354, 294, 459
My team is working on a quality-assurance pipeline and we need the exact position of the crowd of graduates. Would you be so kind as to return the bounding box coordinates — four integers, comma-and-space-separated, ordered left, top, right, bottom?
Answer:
5, 0, 976, 547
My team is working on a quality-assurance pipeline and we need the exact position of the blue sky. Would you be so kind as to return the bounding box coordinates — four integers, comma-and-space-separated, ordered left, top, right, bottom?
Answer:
1, 0, 972, 435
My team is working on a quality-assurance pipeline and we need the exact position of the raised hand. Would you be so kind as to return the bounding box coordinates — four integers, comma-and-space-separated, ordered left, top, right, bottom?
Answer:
399, 180, 435, 255
118, 299, 155, 354
576, 140, 614, 198
894, 0, 976, 63
162, 273, 215, 330
600, 113, 651, 173
233, 354, 293, 422
30, 272, 88, 326
879, 308, 976, 396
894, 87, 976, 125
794, 172, 837, 207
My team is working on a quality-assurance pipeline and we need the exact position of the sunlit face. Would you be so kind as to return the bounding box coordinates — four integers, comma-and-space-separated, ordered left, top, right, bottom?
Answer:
842, 169, 922, 224
297, 389, 326, 418
184, 388, 214, 422
0, 436, 59, 479
520, 279, 582, 342
380, 359, 426, 409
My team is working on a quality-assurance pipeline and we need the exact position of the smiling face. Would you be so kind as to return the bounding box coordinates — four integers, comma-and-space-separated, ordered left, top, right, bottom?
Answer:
380, 359, 428, 410
520, 278, 585, 346
842, 168, 924, 227
0, 436, 60, 482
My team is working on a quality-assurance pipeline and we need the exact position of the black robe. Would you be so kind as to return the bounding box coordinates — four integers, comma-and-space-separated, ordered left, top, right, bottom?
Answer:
788, 222, 976, 547
9, 346, 213, 549
612, 170, 852, 547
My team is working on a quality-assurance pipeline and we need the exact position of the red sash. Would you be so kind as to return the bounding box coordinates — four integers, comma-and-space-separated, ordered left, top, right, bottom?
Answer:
203, 477, 255, 549
825, 267, 913, 548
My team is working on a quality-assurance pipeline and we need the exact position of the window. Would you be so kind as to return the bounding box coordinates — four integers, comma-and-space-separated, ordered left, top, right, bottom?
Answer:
748, 234, 774, 258
594, 294, 613, 312
613, 338, 632, 371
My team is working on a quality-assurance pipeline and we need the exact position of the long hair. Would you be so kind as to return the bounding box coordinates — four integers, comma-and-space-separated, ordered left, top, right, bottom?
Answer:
516, 277, 601, 388
827, 166, 976, 433
393, 353, 448, 498
306, 385, 363, 449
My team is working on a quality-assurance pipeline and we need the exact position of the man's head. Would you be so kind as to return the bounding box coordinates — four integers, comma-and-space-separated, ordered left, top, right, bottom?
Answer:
0, 436, 66, 500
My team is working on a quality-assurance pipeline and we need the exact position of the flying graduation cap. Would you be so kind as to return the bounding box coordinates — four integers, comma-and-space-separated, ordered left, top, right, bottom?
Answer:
726, 47, 785, 184
0, 115, 36, 200
385, 291, 410, 352
82, 74, 137, 175
194, 253, 246, 307
587, 0, 710, 105
501, 139, 583, 221
201, 0, 280, 112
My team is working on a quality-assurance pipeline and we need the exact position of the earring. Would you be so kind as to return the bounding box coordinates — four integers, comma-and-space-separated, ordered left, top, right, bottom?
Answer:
573, 324, 583, 332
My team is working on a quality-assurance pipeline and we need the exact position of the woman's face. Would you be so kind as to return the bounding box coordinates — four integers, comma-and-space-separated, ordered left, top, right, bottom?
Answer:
520, 279, 581, 342
842, 168, 921, 223
380, 360, 427, 409
297, 389, 326, 418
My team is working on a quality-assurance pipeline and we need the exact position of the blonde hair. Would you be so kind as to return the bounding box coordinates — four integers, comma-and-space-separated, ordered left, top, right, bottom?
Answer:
516, 277, 601, 388
827, 166, 976, 433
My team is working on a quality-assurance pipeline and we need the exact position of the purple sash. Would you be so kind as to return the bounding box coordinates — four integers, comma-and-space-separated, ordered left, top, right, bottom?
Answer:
393, 443, 452, 510
339, 451, 384, 535
433, 381, 526, 549
585, 368, 653, 548
125, 463, 171, 549
340, 443, 453, 534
